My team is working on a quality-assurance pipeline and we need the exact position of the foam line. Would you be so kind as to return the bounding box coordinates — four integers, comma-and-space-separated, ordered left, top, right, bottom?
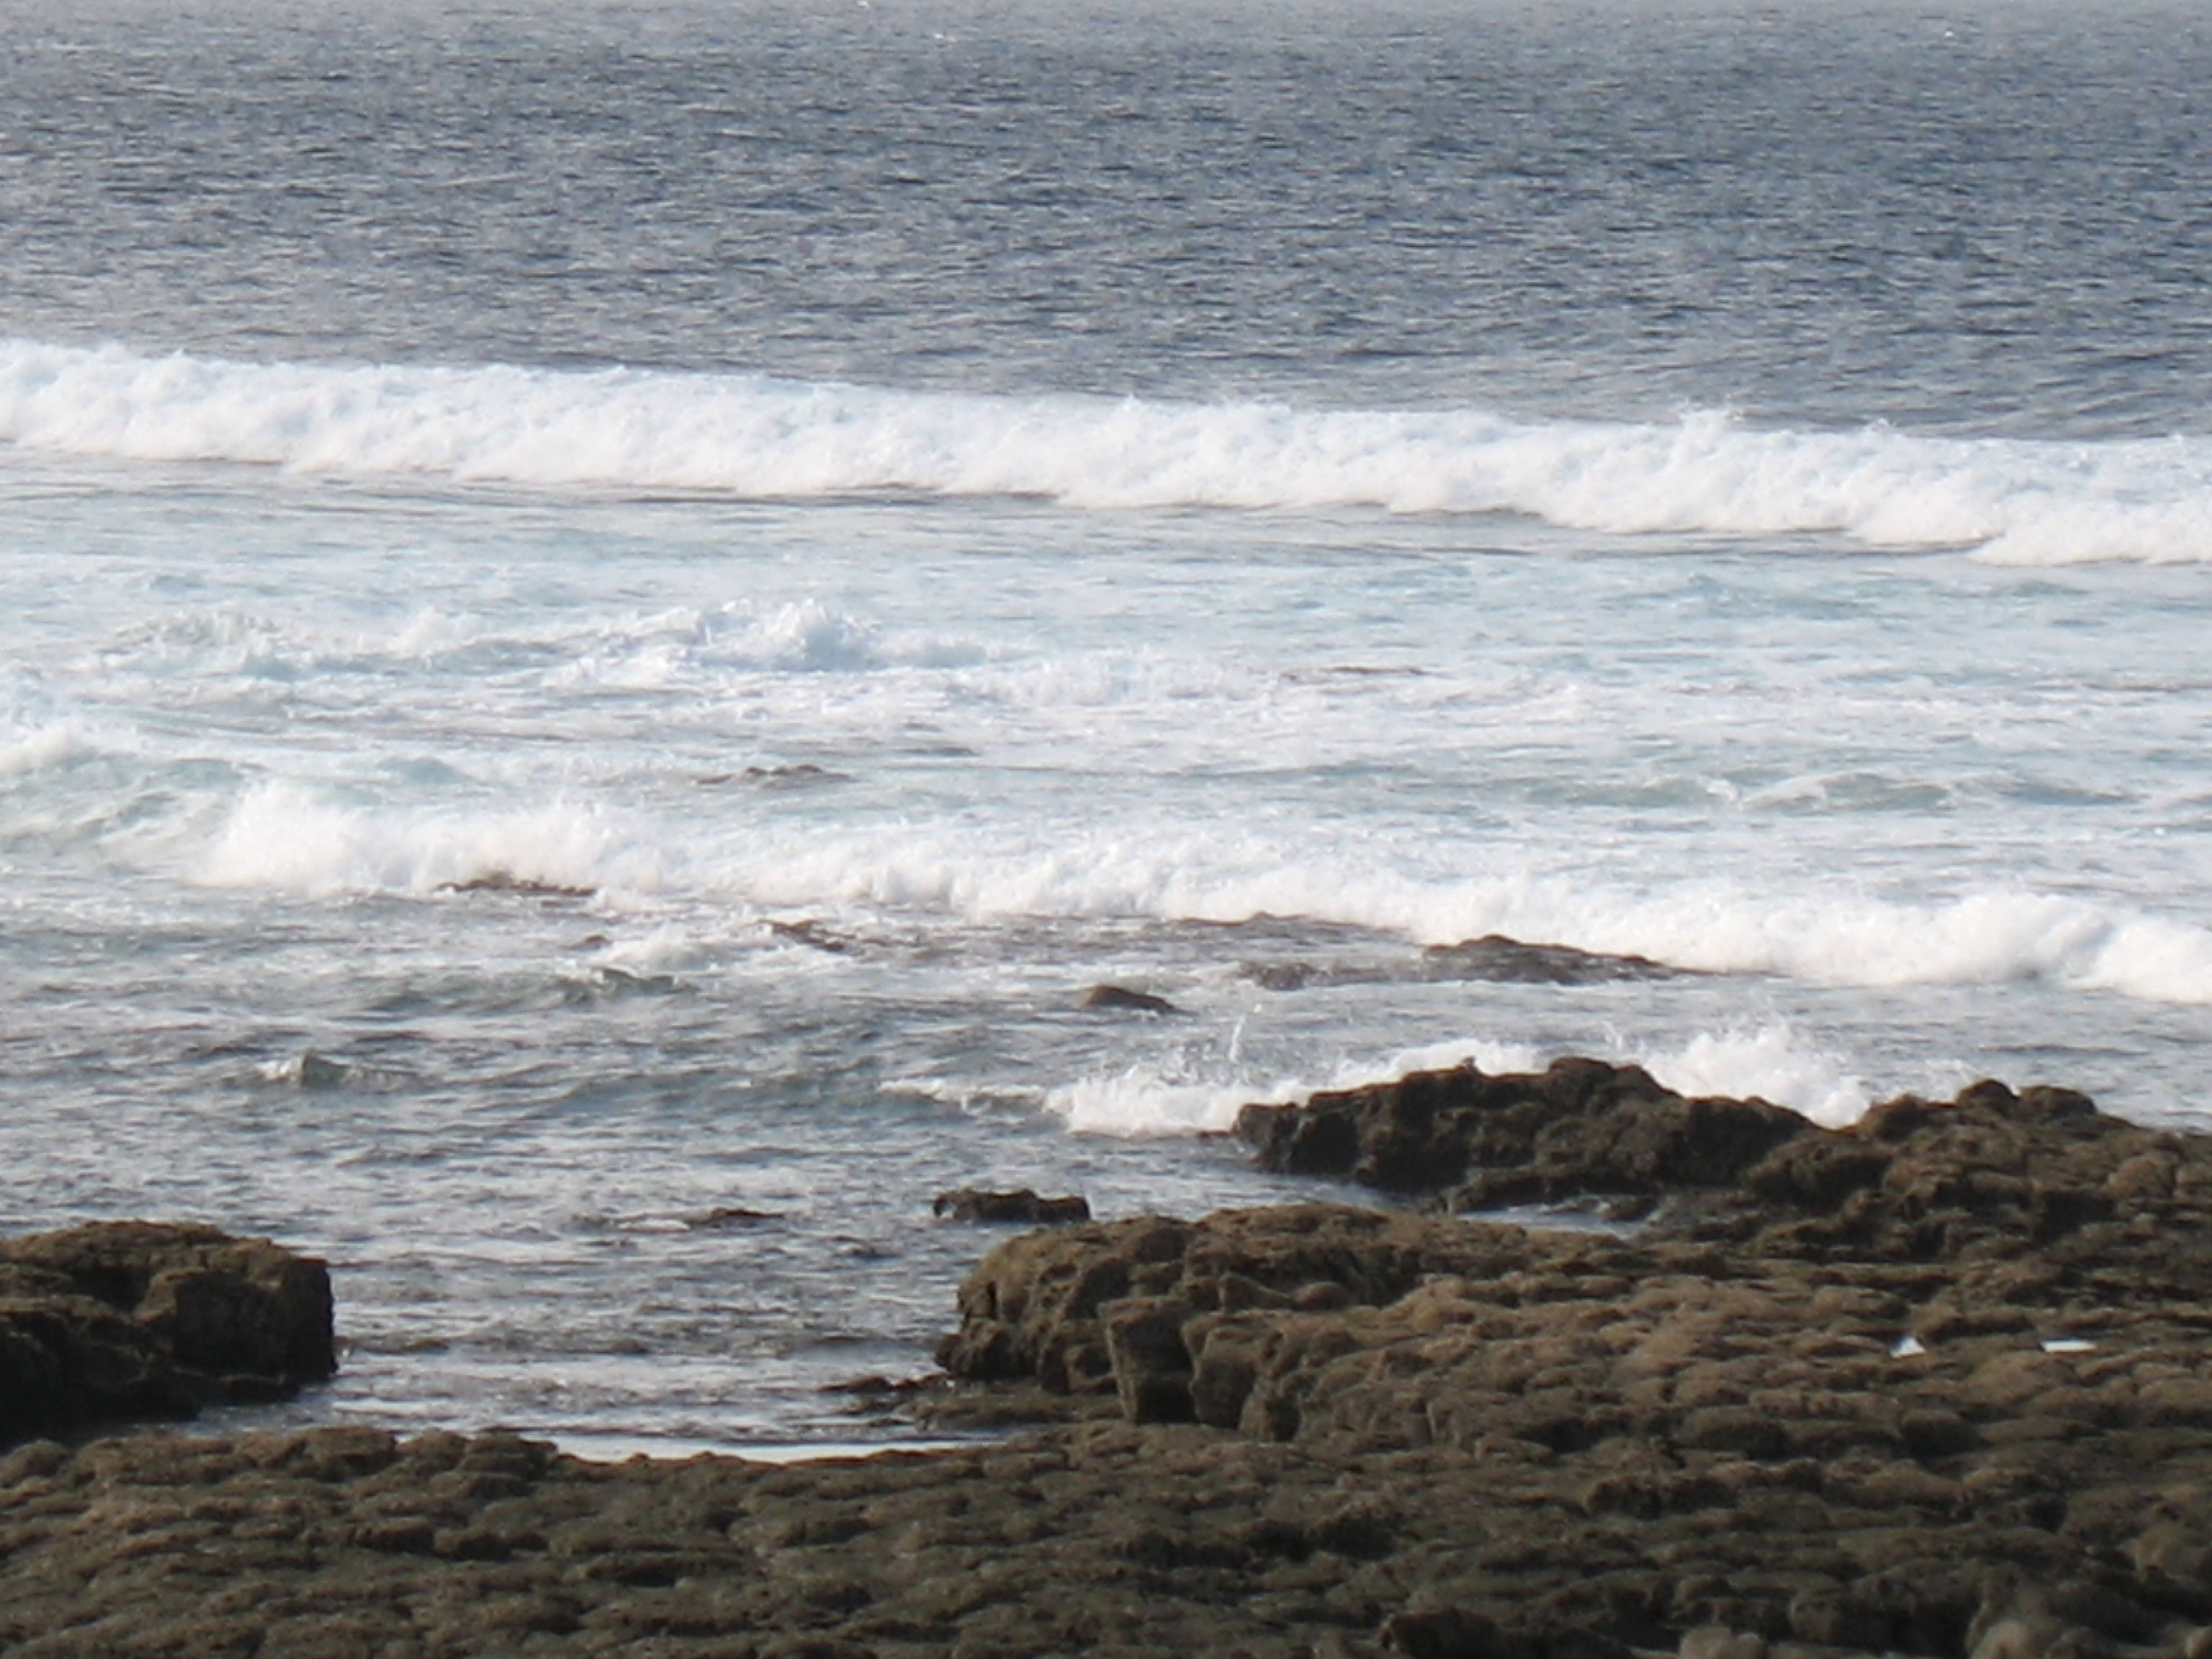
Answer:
188, 791, 2212, 1009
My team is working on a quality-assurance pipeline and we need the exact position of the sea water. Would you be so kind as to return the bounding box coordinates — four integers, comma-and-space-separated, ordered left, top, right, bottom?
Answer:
6, 0, 2212, 1452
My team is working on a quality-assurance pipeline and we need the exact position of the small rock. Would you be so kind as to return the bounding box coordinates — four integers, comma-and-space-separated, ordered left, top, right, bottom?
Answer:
437, 872, 595, 898
769, 918, 853, 953
688, 1207, 781, 1229
931, 1189, 1092, 1225
1079, 984, 1181, 1015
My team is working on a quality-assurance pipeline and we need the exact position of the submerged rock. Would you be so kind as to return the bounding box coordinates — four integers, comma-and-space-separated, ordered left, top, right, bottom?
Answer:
0, 1222, 335, 1447
1080, 983, 1182, 1015
1241, 931, 1687, 992
768, 917, 855, 953
932, 1187, 1093, 1226
435, 871, 595, 899
685, 1206, 782, 1230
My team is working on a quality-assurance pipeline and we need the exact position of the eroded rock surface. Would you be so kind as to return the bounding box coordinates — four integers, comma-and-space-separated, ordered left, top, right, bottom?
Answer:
0, 1222, 335, 1445
1231, 1058, 2141, 1253
914, 1066, 2212, 1658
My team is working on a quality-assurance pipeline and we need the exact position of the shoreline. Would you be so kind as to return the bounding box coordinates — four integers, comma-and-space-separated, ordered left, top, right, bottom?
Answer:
9, 1059, 2212, 1658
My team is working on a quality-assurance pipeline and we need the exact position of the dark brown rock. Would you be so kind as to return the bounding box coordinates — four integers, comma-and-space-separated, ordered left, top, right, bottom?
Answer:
1234, 1059, 2190, 1274
1081, 983, 1184, 1015
1236, 1056, 1804, 1200
932, 1188, 1093, 1225
0, 1222, 334, 1447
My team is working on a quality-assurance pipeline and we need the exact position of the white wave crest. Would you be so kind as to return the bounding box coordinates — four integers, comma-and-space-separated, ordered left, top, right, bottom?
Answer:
1637, 1025, 1872, 1128
704, 826, 2212, 1008
1044, 1071, 1263, 1137
199, 780, 663, 899
176, 787, 2212, 1011
0, 723, 92, 779
6, 339, 2211, 562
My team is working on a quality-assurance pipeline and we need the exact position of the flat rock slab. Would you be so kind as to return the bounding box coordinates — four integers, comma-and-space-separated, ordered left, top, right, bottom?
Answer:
4, 1395, 2211, 1659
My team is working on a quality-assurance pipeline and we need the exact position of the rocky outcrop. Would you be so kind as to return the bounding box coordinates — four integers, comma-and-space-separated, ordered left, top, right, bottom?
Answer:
1233, 1055, 1809, 1198
1231, 1059, 2147, 1258
952, 1066, 2210, 1424
13, 1069, 2212, 1659
0, 1222, 335, 1446
914, 1066, 2212, 1658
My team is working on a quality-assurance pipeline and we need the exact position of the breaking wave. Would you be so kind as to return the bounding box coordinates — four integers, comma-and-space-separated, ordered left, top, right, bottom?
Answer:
6, 338, 2211, 563
188, 788, 2212, 1010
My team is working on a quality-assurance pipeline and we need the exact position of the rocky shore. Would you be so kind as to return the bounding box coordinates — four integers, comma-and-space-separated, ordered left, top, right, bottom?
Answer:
6, 1061, 2212, 1658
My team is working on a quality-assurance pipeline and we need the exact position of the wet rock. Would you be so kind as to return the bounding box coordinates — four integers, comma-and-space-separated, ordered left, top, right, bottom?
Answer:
1080, 983, 1182, 1015
686, 1206, 782, 1229
695, 762, 846, 788
932, 1189, 1093, 1225
1421, 934, 1683, 984
0, 1222, 335, 1446
436, 871, 595, 898
768, 917, 855, 953
1240, 932, 1687, 993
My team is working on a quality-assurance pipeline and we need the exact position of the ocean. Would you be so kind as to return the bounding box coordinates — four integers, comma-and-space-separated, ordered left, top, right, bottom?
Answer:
6, 0, 2212, 1455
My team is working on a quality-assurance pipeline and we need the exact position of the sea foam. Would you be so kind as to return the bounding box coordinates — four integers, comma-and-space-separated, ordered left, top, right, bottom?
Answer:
703, 825, 2212, 1007
197, 780, 660, 899
173, 783, 2212, 1010
6, 339, 2210, 562
0, 723, 91, 779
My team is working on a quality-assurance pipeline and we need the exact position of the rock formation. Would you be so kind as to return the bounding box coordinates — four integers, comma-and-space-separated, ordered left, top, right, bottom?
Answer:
0, 1221, 336, 1446
10, 1064, 2212, 1658
917, 1063, 2212, 1658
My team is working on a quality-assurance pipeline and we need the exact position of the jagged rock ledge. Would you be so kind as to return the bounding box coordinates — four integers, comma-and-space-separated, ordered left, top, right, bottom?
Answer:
914, 1063, 2212, 1658
938, 1061, 2212, 1426
0, 1221, 336, 1446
